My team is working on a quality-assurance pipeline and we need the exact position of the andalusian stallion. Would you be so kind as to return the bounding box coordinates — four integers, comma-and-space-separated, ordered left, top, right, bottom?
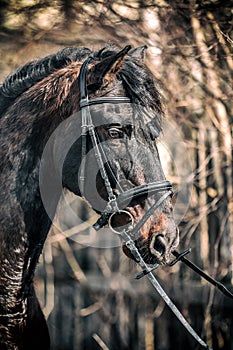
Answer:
0, 44, 178, 349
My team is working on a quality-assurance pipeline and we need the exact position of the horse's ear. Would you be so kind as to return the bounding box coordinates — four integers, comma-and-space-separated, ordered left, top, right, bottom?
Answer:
87, 45, 131, 89
129, 45, 148, 60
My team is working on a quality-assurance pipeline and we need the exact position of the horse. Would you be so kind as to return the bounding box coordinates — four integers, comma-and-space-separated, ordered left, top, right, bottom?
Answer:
0, 44, 179, 349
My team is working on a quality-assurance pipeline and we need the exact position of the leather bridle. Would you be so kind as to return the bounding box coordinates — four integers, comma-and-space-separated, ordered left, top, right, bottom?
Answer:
77, 56, 233, 349
79, 57, 173, 233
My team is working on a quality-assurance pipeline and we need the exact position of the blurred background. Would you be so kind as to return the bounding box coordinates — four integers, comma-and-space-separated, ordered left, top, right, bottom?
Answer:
0, 1, 232, 349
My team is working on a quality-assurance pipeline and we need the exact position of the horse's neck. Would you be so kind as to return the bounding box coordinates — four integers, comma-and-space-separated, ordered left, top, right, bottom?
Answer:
0, 103, 66, 224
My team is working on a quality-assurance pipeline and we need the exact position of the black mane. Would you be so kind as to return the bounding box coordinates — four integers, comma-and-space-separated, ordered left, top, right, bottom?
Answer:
0, 47, 91, 116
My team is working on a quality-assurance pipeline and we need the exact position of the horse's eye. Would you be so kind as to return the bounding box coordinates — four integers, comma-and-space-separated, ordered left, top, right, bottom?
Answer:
108, 128, 121, 139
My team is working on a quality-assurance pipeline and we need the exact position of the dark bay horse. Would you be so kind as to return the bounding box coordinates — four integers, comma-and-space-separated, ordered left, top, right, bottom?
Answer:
0, 44, 179, 349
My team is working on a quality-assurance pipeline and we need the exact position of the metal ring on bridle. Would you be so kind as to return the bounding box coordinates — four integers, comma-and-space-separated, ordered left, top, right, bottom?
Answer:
108, 210, 134, 234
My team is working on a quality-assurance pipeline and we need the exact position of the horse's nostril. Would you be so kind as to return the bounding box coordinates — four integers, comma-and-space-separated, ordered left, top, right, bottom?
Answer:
154, 237, 166, 256
150, 234, 166, 257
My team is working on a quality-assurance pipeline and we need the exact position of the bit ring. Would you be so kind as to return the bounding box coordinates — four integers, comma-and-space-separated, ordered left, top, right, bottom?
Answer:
108, 210, 134, 234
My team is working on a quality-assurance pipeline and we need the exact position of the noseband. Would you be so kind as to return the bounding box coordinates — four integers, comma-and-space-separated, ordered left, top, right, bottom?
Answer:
79, 57, 173, 233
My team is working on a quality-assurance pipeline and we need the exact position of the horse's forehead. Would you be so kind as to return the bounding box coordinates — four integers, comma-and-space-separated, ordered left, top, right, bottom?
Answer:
90, 103, 133, 125
89, 102, 161, 139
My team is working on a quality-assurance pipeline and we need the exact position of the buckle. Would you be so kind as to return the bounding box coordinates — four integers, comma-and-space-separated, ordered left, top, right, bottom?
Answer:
169, 248, 191, 266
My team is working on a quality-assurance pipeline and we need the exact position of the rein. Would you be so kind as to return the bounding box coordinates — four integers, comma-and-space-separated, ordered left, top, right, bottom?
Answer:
120, 229, 211, 349
78, 56, 232, 349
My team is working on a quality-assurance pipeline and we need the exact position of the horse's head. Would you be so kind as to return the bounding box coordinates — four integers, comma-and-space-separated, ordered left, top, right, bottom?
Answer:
63, 45, 179, 265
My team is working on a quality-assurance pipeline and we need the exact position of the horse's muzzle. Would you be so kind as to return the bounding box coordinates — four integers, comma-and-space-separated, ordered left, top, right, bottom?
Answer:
148, 227, 180, 264
122, 226, 179, 265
